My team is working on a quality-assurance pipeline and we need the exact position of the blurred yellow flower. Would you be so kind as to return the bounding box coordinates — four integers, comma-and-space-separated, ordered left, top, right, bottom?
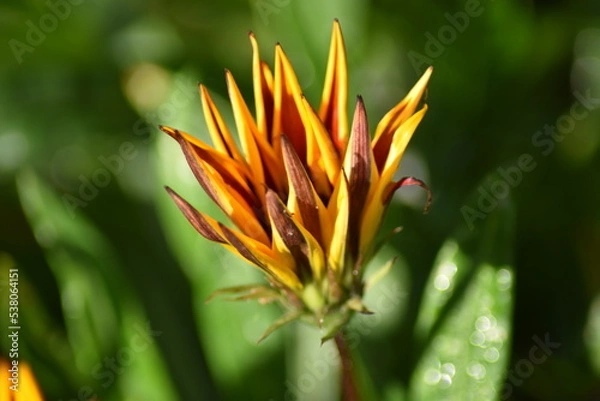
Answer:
1, 358, 45, 401
163, 20, 431, 341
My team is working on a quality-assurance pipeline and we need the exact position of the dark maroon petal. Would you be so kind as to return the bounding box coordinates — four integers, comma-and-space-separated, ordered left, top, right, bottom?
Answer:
163, 128, 223, 207
347, 96, 372, 255
265, 190, 311, 280
165, 186, 226, 243
218, 222, 263, 266
280, 135, 321, 243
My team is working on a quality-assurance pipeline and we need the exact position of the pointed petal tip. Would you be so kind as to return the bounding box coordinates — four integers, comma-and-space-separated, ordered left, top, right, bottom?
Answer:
159, 125, 179, 138
420, 66, 434, 84
354, 95, 366, 113
332, 18, 342, 32
279, 132, 293, 148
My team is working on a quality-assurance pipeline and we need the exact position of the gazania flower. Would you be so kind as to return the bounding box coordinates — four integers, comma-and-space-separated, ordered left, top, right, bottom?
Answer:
162, 20, 431, 341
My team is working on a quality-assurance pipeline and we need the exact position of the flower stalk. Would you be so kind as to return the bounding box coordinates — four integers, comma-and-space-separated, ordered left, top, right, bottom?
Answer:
335, 332, 360, 401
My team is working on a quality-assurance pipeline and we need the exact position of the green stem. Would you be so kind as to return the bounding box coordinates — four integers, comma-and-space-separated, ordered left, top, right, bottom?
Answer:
334, 332, 360, 401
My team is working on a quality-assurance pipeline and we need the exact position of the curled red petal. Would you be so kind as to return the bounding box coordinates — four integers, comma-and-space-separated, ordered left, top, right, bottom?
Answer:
383, 176, 432, 213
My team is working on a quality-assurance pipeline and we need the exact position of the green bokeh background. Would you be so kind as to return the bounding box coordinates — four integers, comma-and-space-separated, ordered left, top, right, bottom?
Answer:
1, 0, 599, 400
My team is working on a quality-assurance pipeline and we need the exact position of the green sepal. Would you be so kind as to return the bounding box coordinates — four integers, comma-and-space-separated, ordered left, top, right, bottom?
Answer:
205, 284, 280, 304
320, 306, 353, 344
257, 310, 304, 344
364, 256, 397, 292
346, 296, 373, 314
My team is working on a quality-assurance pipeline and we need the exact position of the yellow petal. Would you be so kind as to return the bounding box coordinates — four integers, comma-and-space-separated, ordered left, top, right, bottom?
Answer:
300, 96, 341, 186
327, 172, 350, 275
319, 19, 348, 152
226, 70, 287, 194
219, 222, 302, 290
372, 67, 432, 170
250, 32, 273, 138
226, 70, 266, 185
359, 106, 428, 255
200, 84, 247, 166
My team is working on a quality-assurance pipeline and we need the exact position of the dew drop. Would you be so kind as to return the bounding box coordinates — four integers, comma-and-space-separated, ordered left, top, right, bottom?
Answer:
469, 330, 486, 347
434, 262, 457, 291
441, 362, 455, 377
424, 368, 441, 385
438, 374, 453, 388
440, 261, 458, 276
496, 268, 512, 291
434, 275, 450, 291
484, 346, 500, 363
467, 362, 486, 380
475, 316, 492, 331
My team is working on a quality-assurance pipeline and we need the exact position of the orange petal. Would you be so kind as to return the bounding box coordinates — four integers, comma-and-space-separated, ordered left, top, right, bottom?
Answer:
372, 67, 432, 170
226, 70, 287, 194
272, 44, 306, 161
160, 126, 255, 203
199, 84, 247, 165
174, 132, 270, 244
319, 19, 348, 152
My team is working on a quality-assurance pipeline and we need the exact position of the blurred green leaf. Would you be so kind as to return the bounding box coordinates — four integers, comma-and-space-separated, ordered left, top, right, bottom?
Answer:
17, 170, 125, 368
409, 177, 515, 401
16, 170, 177, 401
585, 294, 600, 376
153, 70, 286, 400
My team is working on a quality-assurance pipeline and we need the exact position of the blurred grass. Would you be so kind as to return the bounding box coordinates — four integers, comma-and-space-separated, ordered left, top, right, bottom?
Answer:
1, 0, 599, 400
